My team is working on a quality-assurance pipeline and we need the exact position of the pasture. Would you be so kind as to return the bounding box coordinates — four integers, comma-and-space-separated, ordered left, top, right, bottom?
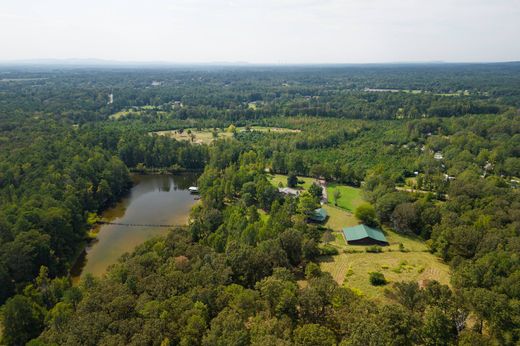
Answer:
155, 126, 300, 145
320, 228, 450, 302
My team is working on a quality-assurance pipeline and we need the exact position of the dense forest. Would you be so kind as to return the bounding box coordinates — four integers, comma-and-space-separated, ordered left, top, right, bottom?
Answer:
0, 64, 519, 345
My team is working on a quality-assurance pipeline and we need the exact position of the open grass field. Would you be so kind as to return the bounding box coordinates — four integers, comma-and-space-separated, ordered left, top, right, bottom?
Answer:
320, 228, 450, 302
322, 205, 358, 230
327, 184, 363, 212
155, 129, 232, 145
155, 126, 300, 145
268, 174, 315, 190
109, 109, 139, 120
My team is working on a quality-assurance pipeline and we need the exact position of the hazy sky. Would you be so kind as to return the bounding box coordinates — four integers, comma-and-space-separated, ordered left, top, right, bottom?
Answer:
0, 0, 519, 63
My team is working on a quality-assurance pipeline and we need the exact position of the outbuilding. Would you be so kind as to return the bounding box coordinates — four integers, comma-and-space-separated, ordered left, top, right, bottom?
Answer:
342, 224, 388, 246
309, 207, 328, 222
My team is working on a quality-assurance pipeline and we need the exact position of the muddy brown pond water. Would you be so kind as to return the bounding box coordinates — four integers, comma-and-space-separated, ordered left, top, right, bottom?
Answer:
71, 173, 199, 280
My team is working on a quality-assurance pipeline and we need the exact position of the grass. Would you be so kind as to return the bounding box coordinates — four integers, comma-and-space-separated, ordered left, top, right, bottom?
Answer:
319, 228, 450, 302
323, 205, 358, 231
327, 184, 363, 212
154, 126, 300, 145
268, 174, 315, 190
155, 129, 231, 145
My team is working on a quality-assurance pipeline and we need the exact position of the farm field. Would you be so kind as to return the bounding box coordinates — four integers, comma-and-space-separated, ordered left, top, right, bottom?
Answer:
109, 108, 169, 120
155, 126, 300, 145
320, 229, 450, 302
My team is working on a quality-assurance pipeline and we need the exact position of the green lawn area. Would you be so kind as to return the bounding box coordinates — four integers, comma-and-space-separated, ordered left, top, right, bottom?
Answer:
327, 184, 363, 212
320, 229, 450, 302
322, 205, 358, 231
268, 174, 315, 190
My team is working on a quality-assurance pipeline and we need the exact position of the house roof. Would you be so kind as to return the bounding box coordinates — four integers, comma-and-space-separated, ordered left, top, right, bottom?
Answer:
310, 207, 327, 222
278, 187, 300, 196
342, 224, 388, 243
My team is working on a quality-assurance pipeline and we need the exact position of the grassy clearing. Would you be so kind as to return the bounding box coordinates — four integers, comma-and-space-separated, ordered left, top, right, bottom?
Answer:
323, 205, 358, 231
155, 126, 300, 145
320, 228, 450, 302
320, 250, 450, 302
327, 184, 363, 212
268, 174, 315, 190
155, 129, 232, 145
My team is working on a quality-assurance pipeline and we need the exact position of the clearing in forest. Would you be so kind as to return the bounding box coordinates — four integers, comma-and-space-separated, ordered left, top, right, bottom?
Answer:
154, 126, 300, 145
327, 183, 363, 212
319, 228, 450, 302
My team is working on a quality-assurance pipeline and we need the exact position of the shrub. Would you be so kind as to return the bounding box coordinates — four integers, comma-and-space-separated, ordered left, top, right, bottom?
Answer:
365, 245, 383, 253
369, 272, 387, 286
305, 262, 322, 279
320, 244, 339, 256
355, 203, 378, 227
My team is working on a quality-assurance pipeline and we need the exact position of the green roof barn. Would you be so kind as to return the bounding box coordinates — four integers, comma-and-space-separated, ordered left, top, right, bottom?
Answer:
309, 207, 328, 222
342, 224, 388, 246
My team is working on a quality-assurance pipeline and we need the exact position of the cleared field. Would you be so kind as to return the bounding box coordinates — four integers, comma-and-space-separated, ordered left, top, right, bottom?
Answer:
155, 129, 233, 144
320, 228, 450, 302
155, 126, 300, 145
109, 110, 139, 120
327, 184, 363, 212
320, 250, 450, 302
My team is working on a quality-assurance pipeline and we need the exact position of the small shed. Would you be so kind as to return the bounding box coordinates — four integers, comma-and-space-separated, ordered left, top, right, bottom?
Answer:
309, 208, 328, 222
342, 224, 388, 246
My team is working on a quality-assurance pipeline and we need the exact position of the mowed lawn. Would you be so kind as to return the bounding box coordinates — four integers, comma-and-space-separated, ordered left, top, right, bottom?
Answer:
322, 205, 358, 231
268, 174, 315, 190
327, 183, 363, 212
320, 229, 450, 302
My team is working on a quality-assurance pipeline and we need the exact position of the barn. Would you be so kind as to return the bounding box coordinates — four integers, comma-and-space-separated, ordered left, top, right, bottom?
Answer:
342, 224, 388, 246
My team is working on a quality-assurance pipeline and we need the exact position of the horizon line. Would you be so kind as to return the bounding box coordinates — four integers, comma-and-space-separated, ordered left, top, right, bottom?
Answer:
0, 58, 519, 67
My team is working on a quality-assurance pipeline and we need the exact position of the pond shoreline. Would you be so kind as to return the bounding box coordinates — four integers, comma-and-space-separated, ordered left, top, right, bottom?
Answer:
69, 173, 199, 281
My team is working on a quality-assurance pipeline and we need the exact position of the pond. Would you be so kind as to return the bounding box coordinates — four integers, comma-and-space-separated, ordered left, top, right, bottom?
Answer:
71, 173, 199, 280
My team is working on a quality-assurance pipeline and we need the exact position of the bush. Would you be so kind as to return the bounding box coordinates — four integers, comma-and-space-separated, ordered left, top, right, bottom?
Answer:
369, 272, 387, 286
320, 244, 339, 256
355, 203, 379, 227
365, 245, 383, 253
305, 262, 322, 279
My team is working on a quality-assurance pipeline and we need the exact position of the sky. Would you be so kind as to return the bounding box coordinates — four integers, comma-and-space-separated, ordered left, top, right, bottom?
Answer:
0, 0, 519, 64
